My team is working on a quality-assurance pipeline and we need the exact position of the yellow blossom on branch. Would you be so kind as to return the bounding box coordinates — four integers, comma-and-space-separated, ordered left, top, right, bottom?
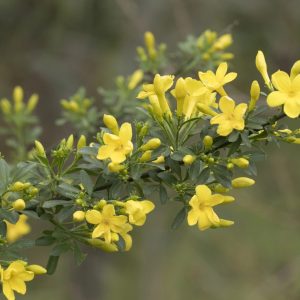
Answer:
199, 62, 237, 96
267, 70, 300, 118
187, 185, 234, 231
124, 200, 155, 226
85, 204, 128, 243
210, 96, 247, 136
5, 215, 31, 244
97, 122, 133, 163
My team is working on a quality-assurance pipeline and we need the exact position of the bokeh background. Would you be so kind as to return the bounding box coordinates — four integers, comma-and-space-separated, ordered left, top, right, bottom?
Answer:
1, 0, 300, 299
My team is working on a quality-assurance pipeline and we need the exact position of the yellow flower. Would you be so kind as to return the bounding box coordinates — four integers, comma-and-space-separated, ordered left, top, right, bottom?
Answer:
0, 260, 34, 300
187, 185, 233, 231
199, 62, 237, 96
5, 215, 31, 244
137, 74, 174, 115
267, 70, 300, 118
124, 200, 155, 226
85, 205, 128, 242
210, 96, 247, 136
119, 223, 133, 251
97, 122, 133, 163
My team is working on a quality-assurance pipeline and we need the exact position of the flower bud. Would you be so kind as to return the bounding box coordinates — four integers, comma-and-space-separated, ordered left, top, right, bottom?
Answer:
213, 34, 232, 50
183, 154, 196, 165
226, 162, 234, 170
60, 99, 70, 109
77, 135, 86, 150
12, 199, 26, 211
232, 177, 255, 188
87, 239, 118, 252
291, 60, 300, 79
27, 94, 39, 112
136, 46, 147, 61
249, 80, 260, 111
255, 50, 271, 86
35, 140, 46, 157
0, 99, 11, 114
231, 158, 249, 168
66, 134, 74, 150
73, 211, 85, 222
152, 155, 165, 164
139, 150, 152, 162
103, 114, 119, 134
26, 265, 47, 275
214, 184, 229, 193
144, 31, 156, 59
141, 138, 161, 151
11, 181, 25, 191
68, 100, 80, 113
219, 219, 234, 227
128, 69, 143, 90
108, 162, 125, 173
197, 103, 217, 116
13, 86, 24, 105
203, 135, 213, 150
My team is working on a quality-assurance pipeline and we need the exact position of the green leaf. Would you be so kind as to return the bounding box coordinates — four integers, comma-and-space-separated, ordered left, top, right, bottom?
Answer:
159, 184, 168, 204
188, 160, 204, 182
36, 236, 56, 246
0, 158, 10, 193
51, 242, 71, 256
171, 207, 188, 230
79, 170, 94, 195
42, 200, 72, 208
0, 209, 19, 224
46, 255, 60, 275
212, 165, 232, 188
73, 242, 87, 266
197, 167, 210, 184
0, 220, 7, 236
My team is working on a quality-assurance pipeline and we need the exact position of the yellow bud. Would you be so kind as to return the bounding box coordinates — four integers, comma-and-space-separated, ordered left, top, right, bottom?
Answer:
103, 114, 119, 135
292, 138, 300, 144
231, 158, 249, 168
214, 184, 230, 193
203, 135, 213, 150
291, 60, 300, 79
108, 162, 125, 173
68, 100, 80, 112
11, 181, 25, 192
183, 154, 196, 165
255, 50, 271, 86
35, 140, 46, 157
197, 103, 217, 116
87, 239, 118, 252
139, 150, 152, 162
144, 31, 156, 59
232, 177, 255, 188
12, 199, 26, 211
226, 162, 234, 170
98, 199, 107, 208
73, 211, 85, 222
219, 219, 234, 227
0, 99, 11, 114
213, 34, 233, 50
136, 46, 147, 61
26, 265, 47, 275
220, 53, 234, 60
13, 86, 24, 104
222, 196, 235, 203
77, 135, 86, 150
141, 138, 161, 151
152, 155, 165, 164
128, 69, 144, 90
66, 134, 74, 150
249, 80, 260, 111
28, 187, 39, 196
27, 94, 39, 112
173, 78, 186, 116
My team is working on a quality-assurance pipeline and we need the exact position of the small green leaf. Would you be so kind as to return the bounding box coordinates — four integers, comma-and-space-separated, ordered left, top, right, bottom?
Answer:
159, 184, 168, 204
171, 207, 188, 230
46, 255, 60, 275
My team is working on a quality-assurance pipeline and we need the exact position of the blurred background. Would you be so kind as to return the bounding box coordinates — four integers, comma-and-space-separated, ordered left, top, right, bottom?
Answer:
1, 0, 300, 299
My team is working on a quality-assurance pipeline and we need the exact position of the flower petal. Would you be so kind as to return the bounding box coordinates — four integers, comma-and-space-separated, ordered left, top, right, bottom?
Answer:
85, 210, 102, 224
219, 96, 235, 114
217, 122, 233, 136
187, 209, 199, 226
197, 210, 211, 231
119, 123, 132, 143
267, 91, 286, 107
195, 185, 211, 204
234, 103, 247, 118
271, 70, 291, 92
223, 72, 237, 84
216, 62, 228, 79
97, 145, 111, 160
284, 99, 300, 118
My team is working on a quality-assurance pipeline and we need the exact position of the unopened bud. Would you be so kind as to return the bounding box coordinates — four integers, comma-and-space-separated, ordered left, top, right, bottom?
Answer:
231, 158, 249, 168
249, 80, 260, 111
27, 94, 39, 112
73, 211, 85, 222
77, 135, 86, 150
152, 155, 165, 164
26, 265, 47, 275
183, 154, 196, 165
255, 50, 271, 86
35, 140, 46, 157
203, 135, 213, 150
66, 134, 74, 150
11, 181, 25, 192
141, 138, 161, 151
232, 177, 255, 188
0, 99, 11, 114
291, 60, 300, 80
87, 239, 118, 252
12, 199, 26, 211
103, 114, 119, 135
139, 150, 152, 162
108, 162, 125, 173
